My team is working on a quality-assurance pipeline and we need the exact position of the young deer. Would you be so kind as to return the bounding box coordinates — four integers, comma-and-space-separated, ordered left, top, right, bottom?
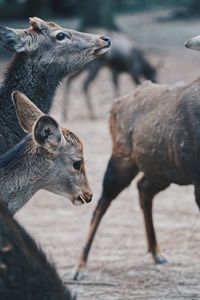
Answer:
0, 91, 92, 215
0, 200, 75, 300
63, 31, 156, 120
0, 17, 110, 154
73, 33, 200, 279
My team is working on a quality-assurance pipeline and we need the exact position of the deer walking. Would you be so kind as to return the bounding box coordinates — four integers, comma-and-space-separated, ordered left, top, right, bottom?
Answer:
0, 91, 92, 215
0, 17, 110, 154
63, 31, 156, 120
0, 200, 75, 300
73, 33, 200, 279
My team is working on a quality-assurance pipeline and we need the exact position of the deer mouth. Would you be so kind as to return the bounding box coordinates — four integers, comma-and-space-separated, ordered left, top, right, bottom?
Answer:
94, 45, 110, 56
73, 194, 87, 206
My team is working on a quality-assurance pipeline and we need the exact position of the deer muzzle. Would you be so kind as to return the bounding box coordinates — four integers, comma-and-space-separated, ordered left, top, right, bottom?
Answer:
185, 35, 200, 51
73, 191, 93, 206
94, 36, 111, 56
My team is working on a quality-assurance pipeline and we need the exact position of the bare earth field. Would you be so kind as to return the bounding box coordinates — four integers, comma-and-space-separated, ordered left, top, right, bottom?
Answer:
1, 9, 200, 299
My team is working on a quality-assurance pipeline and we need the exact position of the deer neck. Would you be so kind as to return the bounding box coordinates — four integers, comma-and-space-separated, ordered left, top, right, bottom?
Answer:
1, 53, 61, 113
0, 53, 63, 155
0, 136, 51, 215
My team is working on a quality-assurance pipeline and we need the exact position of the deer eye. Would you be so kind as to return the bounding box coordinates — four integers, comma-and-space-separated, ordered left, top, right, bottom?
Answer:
73, 160, 83, 171
56, 32, 69, 41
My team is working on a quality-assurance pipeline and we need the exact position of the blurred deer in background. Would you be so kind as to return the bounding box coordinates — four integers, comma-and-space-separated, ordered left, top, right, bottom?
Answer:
0, 17, 111, 154
62, 31, 157, 120
73, 33, 200, 280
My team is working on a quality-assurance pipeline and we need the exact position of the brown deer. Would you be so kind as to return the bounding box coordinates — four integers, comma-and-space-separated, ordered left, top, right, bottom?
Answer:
0, 201, 75, 300
0, 91, 92, 215
73, 33, 200, 280
0, 17, 110, 155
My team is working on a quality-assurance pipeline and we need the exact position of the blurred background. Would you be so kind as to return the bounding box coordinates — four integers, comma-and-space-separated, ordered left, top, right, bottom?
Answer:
1, 1, 200, 299
0, 0, 199, 20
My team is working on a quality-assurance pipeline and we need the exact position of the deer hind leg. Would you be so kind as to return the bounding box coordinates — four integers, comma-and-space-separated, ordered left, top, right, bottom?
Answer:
62, 72, 80, 121
131, 72, 141, 85
73, 155, 138, 280
194, 184, 200, 210
83, 61, 102, 119
111, 69, 120, 98
137, 175, 169, 264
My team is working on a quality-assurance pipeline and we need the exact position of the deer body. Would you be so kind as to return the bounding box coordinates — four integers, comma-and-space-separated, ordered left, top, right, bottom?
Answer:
73, 34, 200, 279
0, 17, 110, 154
0, 201, 74, 300
110, 80, 198, 186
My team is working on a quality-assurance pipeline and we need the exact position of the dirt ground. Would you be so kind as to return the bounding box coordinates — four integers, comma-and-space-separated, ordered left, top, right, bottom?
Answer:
1, 9, 200, 300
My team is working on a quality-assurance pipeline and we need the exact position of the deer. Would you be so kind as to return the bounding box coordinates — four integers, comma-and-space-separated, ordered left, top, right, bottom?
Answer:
0, 90, 92, 215
0, 200, 75, 300
62, 31, 157, 120
0, 17, 111, 155
73, 32, 200, 280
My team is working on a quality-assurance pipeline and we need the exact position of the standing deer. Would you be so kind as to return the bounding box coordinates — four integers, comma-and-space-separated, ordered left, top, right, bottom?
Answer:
73, 33, 200, 280
0, 17, 111, 154
0, 90, 92, 215
62, 31, 156, 120
0, 201, 75, 300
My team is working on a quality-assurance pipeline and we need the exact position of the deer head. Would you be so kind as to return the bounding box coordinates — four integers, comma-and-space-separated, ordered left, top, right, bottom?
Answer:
11, 91, 92, 206
0, 17, 111, 77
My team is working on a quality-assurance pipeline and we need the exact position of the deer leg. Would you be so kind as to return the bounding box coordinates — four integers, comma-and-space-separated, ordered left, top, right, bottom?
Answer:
131, 72, 141, 85
62, 72, 80, 121
137, 175, 169, 264
74, 156, 138, 280
83, 61, 102, 120
194, 184, 200, 210
111, 70, 120, 98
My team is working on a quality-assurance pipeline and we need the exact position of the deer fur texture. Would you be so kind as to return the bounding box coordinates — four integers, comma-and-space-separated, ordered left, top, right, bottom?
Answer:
0, 201, 75, 300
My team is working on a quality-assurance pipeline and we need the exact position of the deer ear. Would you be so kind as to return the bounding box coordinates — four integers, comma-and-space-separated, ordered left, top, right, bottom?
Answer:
12, 91, 43, 133
29, 17, 49, 33
0, 26, 25, 53
34, 116, 62, 151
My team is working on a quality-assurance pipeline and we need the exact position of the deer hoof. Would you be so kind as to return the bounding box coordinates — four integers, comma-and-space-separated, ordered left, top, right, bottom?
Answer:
73, 269, 85, 281
154, 254, 168, 265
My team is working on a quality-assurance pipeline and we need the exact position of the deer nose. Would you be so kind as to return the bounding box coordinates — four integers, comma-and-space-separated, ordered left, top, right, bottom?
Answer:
101, 36, 111, 47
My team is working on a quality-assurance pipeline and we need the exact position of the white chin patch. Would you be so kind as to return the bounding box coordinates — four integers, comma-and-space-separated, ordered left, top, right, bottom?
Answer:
95, 47, 110, 56
73, 199, 84, 206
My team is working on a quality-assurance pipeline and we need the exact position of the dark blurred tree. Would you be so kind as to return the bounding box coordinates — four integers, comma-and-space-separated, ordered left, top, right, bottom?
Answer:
80, 0, 118, 30
158, 0, 200, 21
26, 0, 51, 17
190, 0, 200, 14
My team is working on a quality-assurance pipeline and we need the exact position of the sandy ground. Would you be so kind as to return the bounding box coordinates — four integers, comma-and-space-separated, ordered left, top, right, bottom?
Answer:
1, 9, 200, 299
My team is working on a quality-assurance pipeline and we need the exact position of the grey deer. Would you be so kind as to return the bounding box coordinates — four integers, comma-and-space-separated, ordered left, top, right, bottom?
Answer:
62, 31, 156, 120
0, 90, 92, 215
0, 201, 75, 300
73, 33, 200, 279
0, 17, 110, 155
